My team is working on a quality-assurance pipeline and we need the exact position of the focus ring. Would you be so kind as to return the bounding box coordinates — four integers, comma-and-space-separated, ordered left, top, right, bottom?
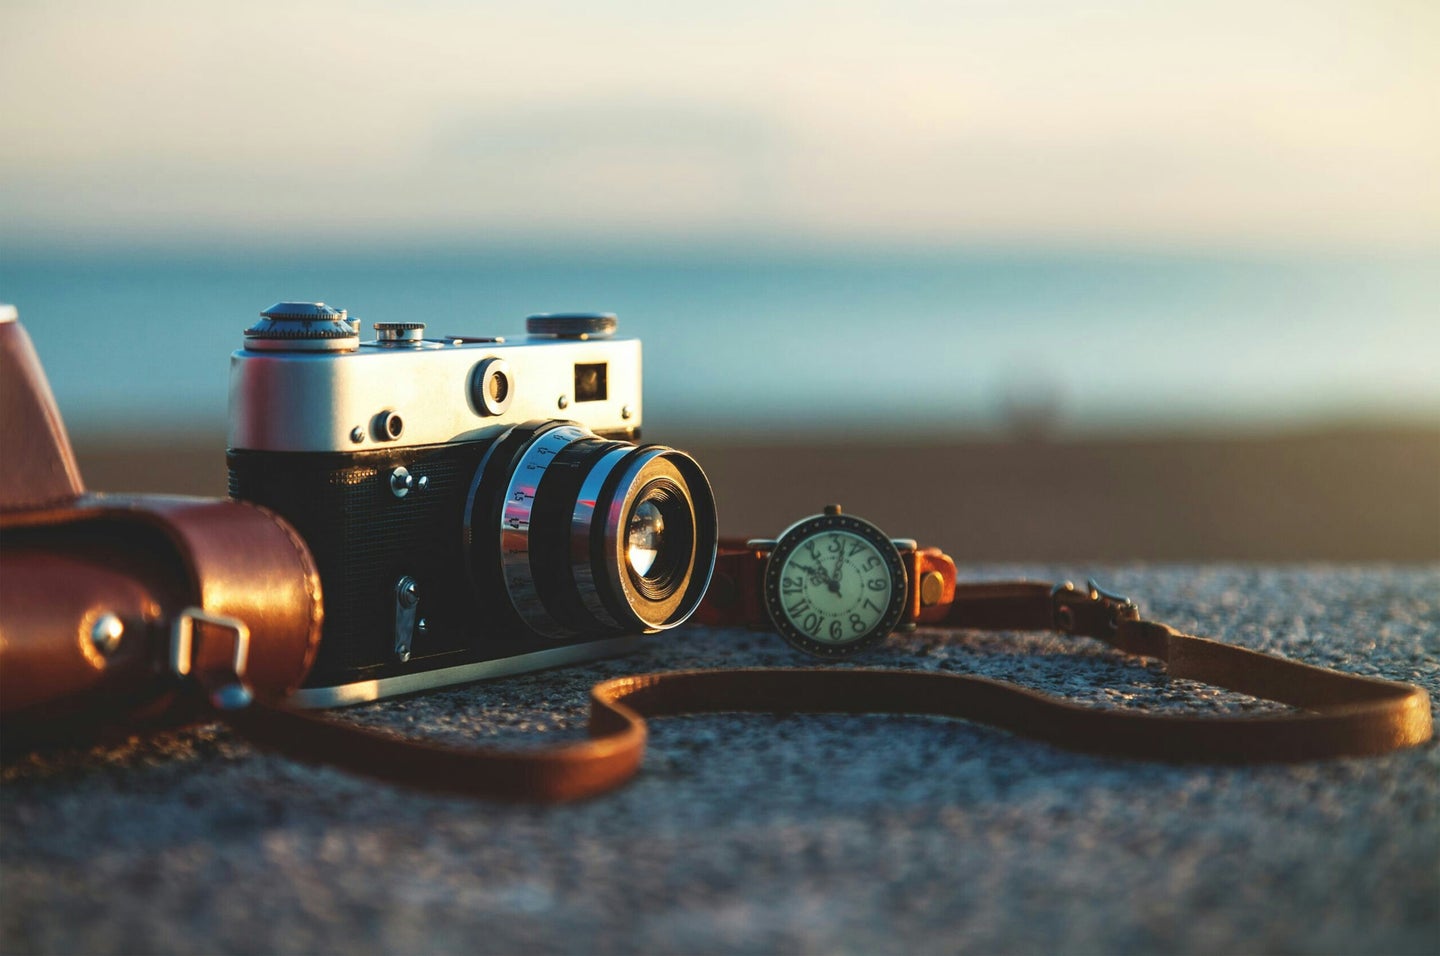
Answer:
570, 446, 635, 629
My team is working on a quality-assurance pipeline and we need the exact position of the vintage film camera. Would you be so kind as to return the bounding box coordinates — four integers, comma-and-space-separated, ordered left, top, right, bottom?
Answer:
228, 304, 717, 705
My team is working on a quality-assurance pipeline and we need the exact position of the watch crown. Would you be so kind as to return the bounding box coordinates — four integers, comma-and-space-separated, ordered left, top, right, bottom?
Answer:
823, 503, 842, 516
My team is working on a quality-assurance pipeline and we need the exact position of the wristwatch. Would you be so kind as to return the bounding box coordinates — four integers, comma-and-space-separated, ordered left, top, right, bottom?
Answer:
693, 504, 959, 656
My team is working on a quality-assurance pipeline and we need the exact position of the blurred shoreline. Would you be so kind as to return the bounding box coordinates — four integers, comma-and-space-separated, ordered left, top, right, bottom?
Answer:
72, 423, 1439, 562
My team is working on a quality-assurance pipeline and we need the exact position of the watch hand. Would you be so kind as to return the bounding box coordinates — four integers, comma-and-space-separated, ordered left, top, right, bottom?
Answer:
790, 561, 831, 583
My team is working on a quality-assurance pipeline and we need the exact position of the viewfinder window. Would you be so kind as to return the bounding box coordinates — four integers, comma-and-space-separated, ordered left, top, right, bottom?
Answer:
574, 363, 608, 403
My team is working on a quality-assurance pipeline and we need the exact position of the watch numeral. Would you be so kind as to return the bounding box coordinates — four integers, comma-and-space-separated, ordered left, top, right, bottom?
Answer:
847, 540, 865, 557
861, 555, 880, 572
849, 613, 866, 632
864, 598, 882, 613
803, 613, 821, 635
829, 620, 843, 639
867, 578, 887, 591
788, 598, 811, 616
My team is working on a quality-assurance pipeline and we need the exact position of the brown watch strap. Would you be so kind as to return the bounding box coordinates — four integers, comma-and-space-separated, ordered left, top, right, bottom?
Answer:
207, 579, 1431, 801
694, 537, 961, 629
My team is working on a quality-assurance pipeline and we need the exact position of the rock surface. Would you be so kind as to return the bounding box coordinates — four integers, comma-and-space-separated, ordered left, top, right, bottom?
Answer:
3, 566, 1437, 954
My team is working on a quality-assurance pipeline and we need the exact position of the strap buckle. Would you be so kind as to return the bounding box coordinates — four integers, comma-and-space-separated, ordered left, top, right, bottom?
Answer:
170, 607, 254, 711
1052, 578, 1139, 635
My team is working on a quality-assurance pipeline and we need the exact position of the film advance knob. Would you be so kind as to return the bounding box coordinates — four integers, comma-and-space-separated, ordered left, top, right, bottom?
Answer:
374, 321, 426, 344
244, 302, 359, 352
526, 312, 618, 340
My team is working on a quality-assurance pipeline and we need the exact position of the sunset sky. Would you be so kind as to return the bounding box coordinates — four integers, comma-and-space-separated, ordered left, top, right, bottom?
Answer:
3, 0, 1436, 252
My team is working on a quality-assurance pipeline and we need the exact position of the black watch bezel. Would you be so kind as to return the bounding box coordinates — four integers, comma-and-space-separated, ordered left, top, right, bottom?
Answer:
762, 511, 909, 657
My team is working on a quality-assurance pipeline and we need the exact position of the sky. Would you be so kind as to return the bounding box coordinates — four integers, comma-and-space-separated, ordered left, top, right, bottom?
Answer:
2, 0, 1437, 252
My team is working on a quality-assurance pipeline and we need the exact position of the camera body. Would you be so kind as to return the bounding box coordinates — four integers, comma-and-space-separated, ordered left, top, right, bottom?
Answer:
228, 304, 716, 706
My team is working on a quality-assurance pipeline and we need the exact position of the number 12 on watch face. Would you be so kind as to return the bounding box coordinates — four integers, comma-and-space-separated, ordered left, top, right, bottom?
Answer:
764, 514, 908, 657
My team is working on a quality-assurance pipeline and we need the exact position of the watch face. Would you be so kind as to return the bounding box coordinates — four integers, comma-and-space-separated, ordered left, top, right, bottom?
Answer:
763, 512, 908, 657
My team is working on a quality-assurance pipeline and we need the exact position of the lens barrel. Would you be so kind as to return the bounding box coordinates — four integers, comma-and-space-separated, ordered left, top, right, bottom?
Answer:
464, 421, 717, 638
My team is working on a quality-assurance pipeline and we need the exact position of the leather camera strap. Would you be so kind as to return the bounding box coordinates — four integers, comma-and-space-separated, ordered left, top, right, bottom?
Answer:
4, 497, 1431, 801
211, 580, 1433, 802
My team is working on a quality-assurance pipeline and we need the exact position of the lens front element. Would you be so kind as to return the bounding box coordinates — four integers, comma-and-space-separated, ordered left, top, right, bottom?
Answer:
624, 479, 695, 602
626, 498, 664, 577
600, 452, 711, 631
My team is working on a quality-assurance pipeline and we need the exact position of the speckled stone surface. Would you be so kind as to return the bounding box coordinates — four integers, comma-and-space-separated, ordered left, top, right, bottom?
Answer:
3, 566, 1437, 955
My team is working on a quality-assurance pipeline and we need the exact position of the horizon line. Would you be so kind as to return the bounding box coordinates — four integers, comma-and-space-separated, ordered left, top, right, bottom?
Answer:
5, 234, 1439, 265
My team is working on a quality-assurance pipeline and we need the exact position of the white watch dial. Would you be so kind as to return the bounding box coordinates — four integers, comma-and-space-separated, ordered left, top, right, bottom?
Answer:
777, 530, 893, 644
763, 511, 908, 657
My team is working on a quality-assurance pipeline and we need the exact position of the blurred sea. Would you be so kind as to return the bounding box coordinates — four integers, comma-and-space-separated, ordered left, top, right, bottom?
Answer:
2, 247, 1435, 439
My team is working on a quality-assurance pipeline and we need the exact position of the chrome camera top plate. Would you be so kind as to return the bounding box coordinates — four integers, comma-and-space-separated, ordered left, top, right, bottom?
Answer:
229, 314, 641, 453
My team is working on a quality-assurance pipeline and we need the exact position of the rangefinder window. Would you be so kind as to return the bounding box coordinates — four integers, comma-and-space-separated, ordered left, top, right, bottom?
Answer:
574, 363, 607, 402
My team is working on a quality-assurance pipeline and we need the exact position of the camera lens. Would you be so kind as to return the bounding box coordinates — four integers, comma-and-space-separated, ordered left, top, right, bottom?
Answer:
464, 421, 717, 639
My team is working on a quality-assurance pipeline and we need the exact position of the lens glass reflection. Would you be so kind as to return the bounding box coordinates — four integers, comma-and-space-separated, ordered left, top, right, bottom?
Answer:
626, 498, 664, 576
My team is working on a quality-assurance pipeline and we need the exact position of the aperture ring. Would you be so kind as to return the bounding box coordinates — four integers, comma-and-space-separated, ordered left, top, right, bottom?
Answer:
499, 424, 590, 638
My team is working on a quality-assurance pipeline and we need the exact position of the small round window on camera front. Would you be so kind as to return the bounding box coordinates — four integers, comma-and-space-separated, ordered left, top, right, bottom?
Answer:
376, 409, 404, 441
471, 357, 514, 417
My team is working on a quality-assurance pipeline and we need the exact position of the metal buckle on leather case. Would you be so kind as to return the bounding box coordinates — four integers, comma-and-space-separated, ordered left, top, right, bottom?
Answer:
170, 608, 254, 710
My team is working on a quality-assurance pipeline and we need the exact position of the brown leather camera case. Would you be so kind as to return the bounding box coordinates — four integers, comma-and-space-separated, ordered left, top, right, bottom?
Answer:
0, 312, 323, 749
